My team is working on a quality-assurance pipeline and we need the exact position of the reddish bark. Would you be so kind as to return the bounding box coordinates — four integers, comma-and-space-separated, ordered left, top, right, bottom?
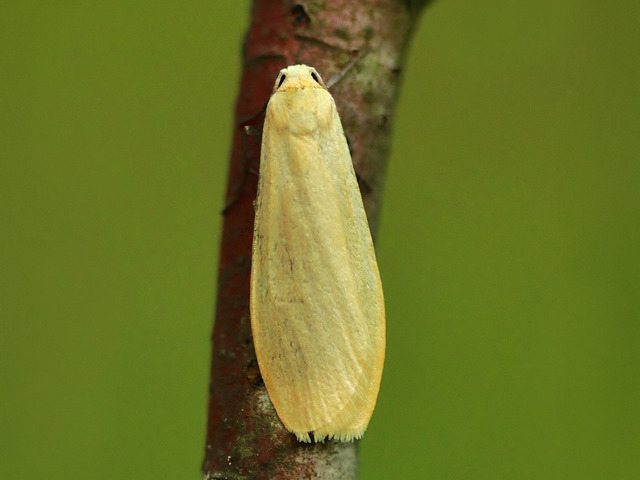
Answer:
203, 1, 429, 478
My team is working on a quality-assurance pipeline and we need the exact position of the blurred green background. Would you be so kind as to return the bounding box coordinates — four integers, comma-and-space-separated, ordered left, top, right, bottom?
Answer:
1, 1, 638, 479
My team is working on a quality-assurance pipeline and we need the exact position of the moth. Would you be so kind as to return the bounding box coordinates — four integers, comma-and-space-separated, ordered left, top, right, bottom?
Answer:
250, 64, 385, 442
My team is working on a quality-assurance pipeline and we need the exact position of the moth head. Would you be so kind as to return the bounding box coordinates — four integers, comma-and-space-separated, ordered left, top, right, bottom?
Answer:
273, 64, 328, 93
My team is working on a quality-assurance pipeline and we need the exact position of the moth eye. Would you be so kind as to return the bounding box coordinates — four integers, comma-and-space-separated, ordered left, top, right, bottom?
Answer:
310, 72, 320, 84
277, 74, 286, 88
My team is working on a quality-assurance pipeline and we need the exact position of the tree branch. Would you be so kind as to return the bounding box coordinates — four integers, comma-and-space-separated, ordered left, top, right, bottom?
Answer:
203, 1, 429, 478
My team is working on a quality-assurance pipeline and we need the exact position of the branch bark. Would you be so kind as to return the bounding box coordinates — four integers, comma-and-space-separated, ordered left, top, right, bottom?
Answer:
203, 1, 430, 478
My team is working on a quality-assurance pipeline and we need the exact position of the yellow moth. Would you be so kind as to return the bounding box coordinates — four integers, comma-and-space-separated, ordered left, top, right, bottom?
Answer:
250, 64, 385, 442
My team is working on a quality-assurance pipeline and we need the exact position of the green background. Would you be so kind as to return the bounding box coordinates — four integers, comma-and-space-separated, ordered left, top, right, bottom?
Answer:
1, 1, 638, 478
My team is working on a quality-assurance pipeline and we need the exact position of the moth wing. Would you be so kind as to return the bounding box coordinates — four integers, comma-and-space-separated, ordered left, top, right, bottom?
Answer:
251, 91, 385, 442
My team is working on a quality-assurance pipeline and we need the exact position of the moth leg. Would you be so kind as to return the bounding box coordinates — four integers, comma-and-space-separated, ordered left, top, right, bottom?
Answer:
222, 125, 262, 214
